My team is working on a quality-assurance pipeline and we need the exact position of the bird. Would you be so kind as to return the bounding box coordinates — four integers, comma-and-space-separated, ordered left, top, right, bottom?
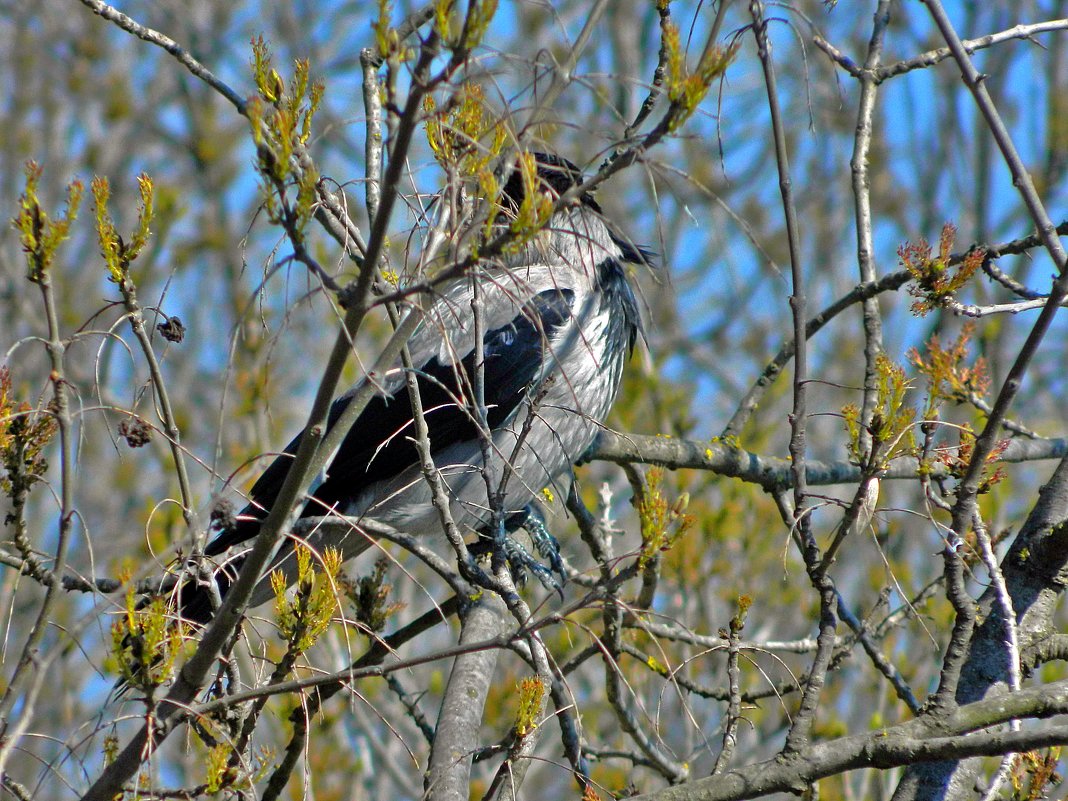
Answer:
178, 152, 644, 623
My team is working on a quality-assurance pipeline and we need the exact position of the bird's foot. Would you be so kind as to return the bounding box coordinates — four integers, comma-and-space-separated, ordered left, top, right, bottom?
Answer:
519, 504, 565, 587
471, 505, 566, 596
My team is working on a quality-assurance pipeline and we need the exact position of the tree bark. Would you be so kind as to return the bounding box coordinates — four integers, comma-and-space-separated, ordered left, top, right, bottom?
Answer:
892, 455, 1068, 800
425, 592, 507, 801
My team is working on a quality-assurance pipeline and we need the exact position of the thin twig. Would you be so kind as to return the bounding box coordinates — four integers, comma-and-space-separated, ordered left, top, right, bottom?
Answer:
523, 0, 612, 130
723, 222, 1068, 438
115, 278, 199, 538
621, 642, 804, 704
712, 607, 745, 774
751, 2, 835, 757
852, 1, 892, 453
261, 597, 460, 801
631, 618, 823, 654
948, 296, 1066, 317
600, 597, 690, 782
835, 592, 921, 714
0, 257, 77, 775
875, 18, 1068, 83
981, 257, 1045, 299
812, 33, 863, 77
622, 1, 673, 139
750, 0, 808, 511
76, 0, 246, 113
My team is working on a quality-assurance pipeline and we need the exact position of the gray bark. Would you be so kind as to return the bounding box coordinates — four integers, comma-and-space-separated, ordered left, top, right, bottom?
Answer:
425, 592, 507, 801
892, 455, 1068, 800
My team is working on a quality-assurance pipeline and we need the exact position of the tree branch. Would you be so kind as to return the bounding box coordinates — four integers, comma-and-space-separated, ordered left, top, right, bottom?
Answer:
894, 455, 1068, 800
875, 18, 1068, 83
425, 594, 507, 801
627, 679, 1068, 801
591, 429, 1068, 489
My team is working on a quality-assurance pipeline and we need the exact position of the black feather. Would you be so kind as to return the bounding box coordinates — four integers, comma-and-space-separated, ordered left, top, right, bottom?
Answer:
596, 257, 642, 355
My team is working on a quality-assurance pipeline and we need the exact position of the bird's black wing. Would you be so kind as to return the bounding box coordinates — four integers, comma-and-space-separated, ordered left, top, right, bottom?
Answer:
205, 288, 574, 556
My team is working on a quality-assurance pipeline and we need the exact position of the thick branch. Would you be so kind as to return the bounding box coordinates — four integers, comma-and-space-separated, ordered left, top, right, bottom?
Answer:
425, 594, 507, 801
590, 430, 1068, 489
627, 679, 1068, 801
894, 455, 1068, 800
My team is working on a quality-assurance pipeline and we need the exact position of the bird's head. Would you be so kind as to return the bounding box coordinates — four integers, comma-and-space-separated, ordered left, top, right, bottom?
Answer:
496, 152, 653, 268
499, 152, 595, 213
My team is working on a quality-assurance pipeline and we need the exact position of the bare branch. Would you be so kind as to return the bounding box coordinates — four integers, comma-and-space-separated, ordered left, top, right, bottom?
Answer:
627, 680, 1068, 801
75, 0, 246, 113
724, 222, 1068, 438
876, 18, 1068, 82
0, 258, 77, 775
592, 429, 1068, 488
425, 594, 507, 801
851, 1, 892, 451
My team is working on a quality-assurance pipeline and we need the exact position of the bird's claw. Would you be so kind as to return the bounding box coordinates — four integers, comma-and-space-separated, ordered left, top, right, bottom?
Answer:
499, 533, 564, 596
521, 505, 565, 586
472, 504, 566, 596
